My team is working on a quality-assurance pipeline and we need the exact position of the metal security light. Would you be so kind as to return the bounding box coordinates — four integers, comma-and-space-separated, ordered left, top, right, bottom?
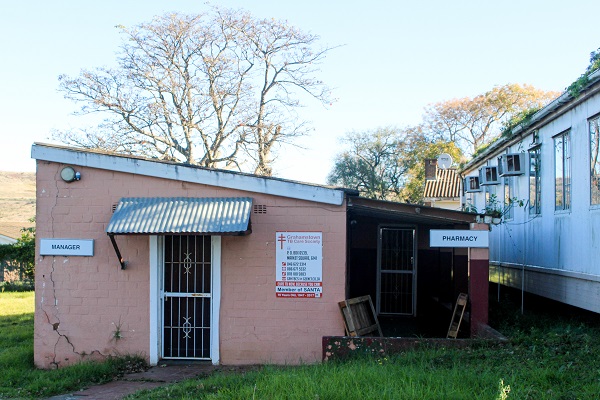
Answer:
60, 166, 81, 183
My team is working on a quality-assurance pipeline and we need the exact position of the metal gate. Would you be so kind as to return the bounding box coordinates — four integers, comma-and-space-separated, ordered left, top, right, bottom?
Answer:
377, 227, 416, 315
162, 235, 212, 359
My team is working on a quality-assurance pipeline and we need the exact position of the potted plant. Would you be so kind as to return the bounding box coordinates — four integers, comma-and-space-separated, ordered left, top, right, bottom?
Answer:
483, 195, 503, 224
490, 210, 502, 225
466, 195, 525, 226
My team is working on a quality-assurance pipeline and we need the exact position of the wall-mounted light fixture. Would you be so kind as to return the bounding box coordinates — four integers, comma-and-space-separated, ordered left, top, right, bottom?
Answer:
60, 166, 81, 183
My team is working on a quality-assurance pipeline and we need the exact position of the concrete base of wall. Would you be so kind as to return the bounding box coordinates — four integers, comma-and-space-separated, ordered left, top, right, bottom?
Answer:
322, 326, 507, 361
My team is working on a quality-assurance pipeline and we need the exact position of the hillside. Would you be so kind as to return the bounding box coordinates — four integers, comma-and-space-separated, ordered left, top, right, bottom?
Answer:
0, 172, 35, 239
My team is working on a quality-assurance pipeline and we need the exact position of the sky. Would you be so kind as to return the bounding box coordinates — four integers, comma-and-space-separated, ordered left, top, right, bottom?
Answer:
1, 0, 599, 184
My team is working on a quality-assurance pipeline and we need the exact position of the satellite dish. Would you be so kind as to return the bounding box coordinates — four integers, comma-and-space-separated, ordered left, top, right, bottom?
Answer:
437, 153, 453, 170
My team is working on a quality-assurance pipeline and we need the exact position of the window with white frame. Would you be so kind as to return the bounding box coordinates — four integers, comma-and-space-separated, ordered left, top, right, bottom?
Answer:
554, 130, 571, 211
590, 115, 600, 205
529, 146, 541, 214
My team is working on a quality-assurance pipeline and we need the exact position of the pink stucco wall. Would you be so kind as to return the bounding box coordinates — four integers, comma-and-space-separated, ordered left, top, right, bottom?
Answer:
34, 161, 347, 368
220, 200, 347, 364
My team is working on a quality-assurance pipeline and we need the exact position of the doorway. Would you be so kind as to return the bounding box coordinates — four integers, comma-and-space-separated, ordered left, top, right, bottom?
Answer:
377, 227, 416, 316
161, 235, 212, 359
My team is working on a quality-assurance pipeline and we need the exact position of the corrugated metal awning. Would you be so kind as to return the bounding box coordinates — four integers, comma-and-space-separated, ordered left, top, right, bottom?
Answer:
106, 197, 252, 269
107, 197, 253, 235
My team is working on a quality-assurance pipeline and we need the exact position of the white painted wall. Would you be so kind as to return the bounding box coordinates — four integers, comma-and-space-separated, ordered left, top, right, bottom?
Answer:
463, 89, 600, 312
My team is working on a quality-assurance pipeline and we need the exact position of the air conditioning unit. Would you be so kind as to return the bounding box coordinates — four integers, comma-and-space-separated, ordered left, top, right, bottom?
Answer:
498, 153, 525, 176
464, 176, 481, 192
479, 166, 500, 185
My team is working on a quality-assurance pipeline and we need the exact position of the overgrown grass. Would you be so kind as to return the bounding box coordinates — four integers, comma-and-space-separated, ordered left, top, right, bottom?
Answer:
4, 289, 600, 398
0, 291, 148, 399
128, 291, 600, 399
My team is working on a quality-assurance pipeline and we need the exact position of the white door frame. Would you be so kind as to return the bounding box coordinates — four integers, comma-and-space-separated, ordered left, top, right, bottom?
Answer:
149, 235, 221, 365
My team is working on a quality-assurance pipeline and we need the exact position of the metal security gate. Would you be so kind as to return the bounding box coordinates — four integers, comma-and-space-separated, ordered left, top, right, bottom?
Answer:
162, 235, 212, 359
377, 227, 416, 315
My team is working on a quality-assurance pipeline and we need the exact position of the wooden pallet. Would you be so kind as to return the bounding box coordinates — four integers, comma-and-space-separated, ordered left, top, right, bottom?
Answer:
447, 293, 468, 339
338, 295, 382, 337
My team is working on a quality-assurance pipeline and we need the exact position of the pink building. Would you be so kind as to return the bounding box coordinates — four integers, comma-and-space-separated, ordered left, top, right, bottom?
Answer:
32, 143, 489, 369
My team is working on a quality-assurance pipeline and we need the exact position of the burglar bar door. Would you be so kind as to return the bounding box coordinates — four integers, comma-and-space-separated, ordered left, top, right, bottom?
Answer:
377, 227, 416, 315
162, 235, 211, 359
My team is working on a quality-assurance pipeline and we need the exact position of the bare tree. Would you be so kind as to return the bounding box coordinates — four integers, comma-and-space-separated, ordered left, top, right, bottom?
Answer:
56, 8, 333, 175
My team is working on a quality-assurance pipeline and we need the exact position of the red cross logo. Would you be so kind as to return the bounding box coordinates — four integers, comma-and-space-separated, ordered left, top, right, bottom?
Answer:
278, 234, 286, 249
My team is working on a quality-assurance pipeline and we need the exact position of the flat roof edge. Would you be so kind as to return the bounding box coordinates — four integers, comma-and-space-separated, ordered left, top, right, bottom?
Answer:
348, 197, 477, 224
31, 143, 346, 206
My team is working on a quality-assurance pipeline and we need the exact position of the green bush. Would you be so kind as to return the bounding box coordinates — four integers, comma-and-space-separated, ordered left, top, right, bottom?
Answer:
0, 220, 35, 281
0, 280, 34, 292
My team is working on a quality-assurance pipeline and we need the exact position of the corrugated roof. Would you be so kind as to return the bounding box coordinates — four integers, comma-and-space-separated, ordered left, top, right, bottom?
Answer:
106, 197, 252, 235
423, 169, 461, 199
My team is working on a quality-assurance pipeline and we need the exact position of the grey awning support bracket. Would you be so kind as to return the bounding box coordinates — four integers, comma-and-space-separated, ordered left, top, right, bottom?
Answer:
108, 234, 127, 270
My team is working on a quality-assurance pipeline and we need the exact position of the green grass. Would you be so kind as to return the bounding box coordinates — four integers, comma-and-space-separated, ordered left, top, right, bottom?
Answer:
128, 292, 600, 399
4, 289, 600, 399
0, 291, 148, 399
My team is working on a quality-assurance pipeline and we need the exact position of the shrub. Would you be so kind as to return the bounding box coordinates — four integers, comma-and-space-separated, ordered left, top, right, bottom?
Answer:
0, 221, 35, 281
0, 280, 34, 292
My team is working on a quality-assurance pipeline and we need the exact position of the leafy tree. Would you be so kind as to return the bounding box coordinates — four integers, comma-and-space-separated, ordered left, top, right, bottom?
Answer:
328, 126, 462, 203
55, 8, 334, 175
0, 221, 35, 281
423, 84, 559, 155
327, 128, 407, 200
328, 83, 556, 204
400, 135, 462, 204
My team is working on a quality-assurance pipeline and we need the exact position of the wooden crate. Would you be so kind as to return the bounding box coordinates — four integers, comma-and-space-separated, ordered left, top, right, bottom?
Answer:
338, 295, 382, 337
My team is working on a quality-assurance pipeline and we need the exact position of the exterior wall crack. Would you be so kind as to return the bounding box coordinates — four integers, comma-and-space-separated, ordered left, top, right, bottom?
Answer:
40, 257, 108, 367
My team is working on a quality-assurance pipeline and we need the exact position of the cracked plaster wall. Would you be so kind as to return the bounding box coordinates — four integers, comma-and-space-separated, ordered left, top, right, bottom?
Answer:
34, 162, 152, 368
34, 160, 347, 368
